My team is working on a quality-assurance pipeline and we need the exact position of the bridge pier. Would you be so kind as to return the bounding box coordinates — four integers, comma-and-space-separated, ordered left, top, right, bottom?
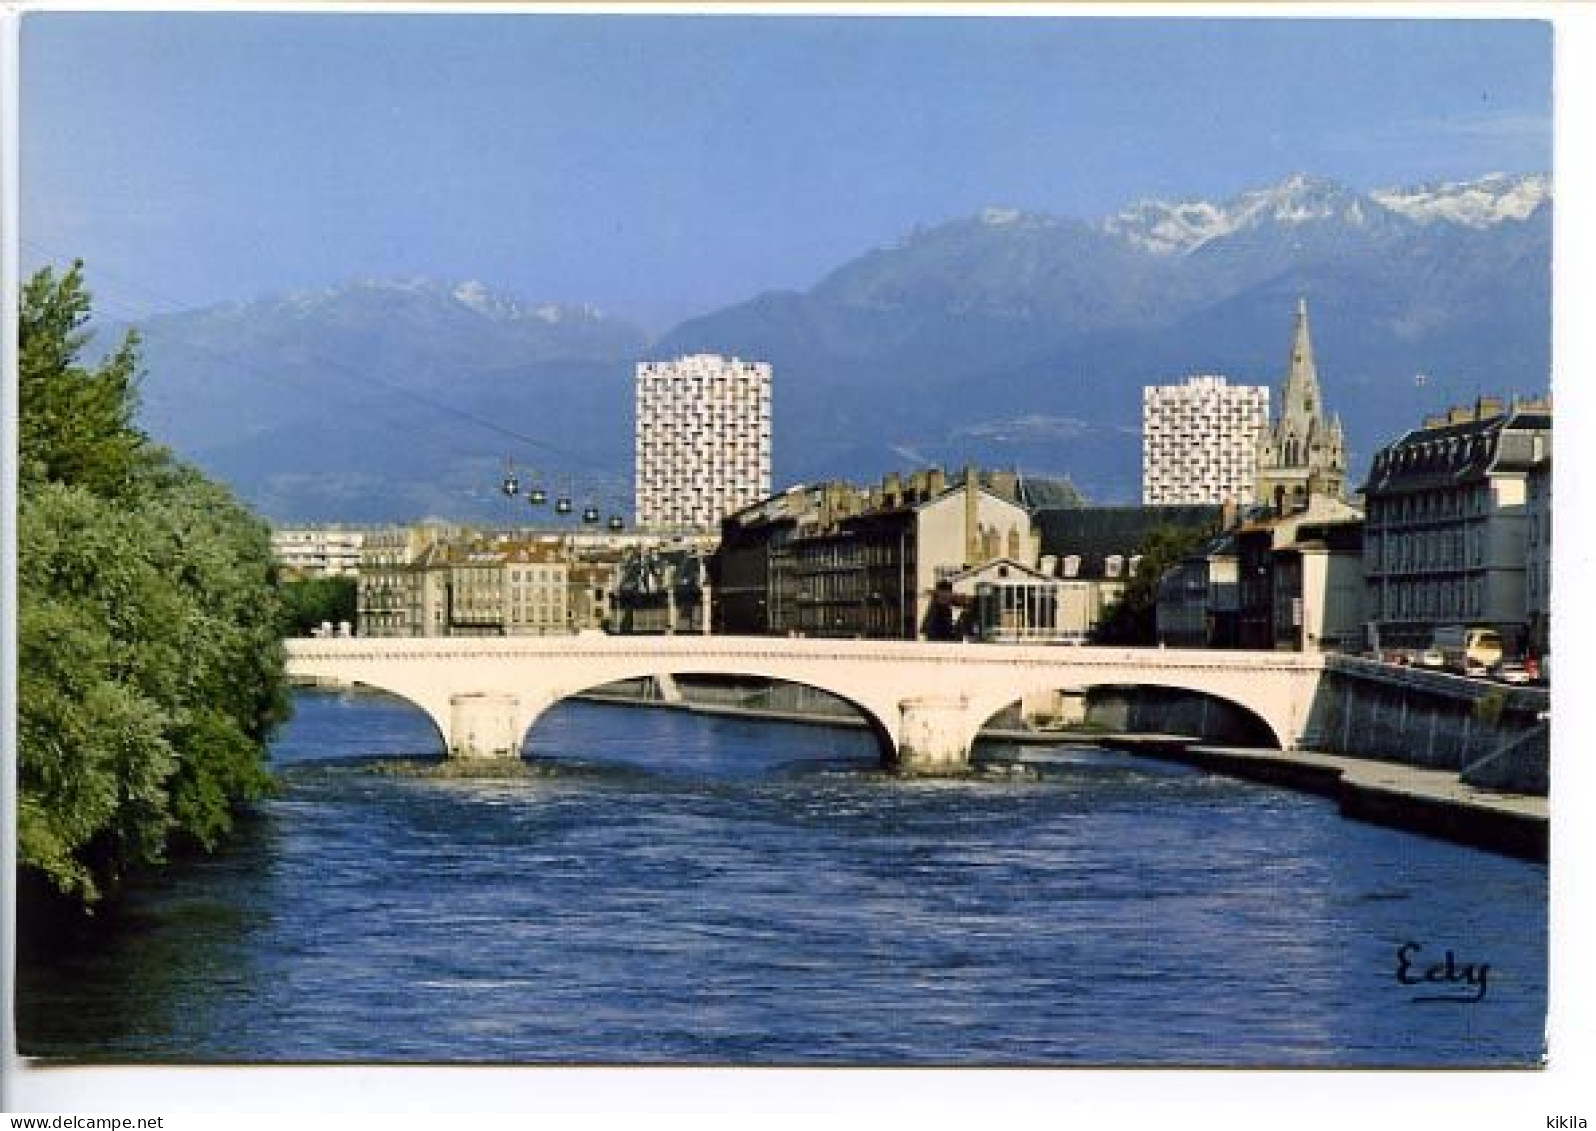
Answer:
896, 696, 974, 774
448, 692, 525, 759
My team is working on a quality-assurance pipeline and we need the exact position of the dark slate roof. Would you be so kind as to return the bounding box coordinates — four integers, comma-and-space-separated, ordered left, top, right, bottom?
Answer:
1014, 475, 1086, 509
1031, 505, 1222, 579
1362, 411, 1551, 495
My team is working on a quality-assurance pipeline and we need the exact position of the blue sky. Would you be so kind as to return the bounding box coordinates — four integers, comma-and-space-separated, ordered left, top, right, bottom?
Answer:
21, 13, 1553, 330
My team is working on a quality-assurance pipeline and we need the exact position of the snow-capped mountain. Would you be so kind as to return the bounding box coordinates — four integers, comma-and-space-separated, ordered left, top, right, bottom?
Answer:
1370, 172, 1551, 228
1099, 197, 1236, 257
267, 276, 614, 327
114, 171, 1550, 521
1102, 172, 1549, 256
112, 277, 649, 520
447, 279, 610, 325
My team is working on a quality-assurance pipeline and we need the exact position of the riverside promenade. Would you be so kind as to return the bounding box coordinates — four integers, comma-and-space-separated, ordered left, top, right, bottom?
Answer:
1106, 737, 1548, 862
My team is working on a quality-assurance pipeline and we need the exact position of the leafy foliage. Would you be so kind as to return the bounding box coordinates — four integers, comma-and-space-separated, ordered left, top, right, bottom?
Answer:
17, 263, 288, 905
19, 263, 152, 496
278, 575, 358, 637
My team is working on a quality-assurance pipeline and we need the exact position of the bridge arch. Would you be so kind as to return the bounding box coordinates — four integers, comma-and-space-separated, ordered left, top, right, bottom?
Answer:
298, 671, 458, 758
287, 649, 905, 765
962, 672, 1289, 755
518, 662, 902, 765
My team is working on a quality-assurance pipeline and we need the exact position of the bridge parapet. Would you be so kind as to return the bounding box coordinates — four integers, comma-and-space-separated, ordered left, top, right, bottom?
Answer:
1325, 654, 1549, 709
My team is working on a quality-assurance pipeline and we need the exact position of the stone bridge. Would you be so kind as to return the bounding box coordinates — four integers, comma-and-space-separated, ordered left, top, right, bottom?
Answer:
284, 636, 1331, 772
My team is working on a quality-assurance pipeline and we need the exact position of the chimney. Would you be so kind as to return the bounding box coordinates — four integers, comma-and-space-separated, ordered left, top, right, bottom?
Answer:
1423, 413, 1450, 430
964, 463, 981, 565
1477, 395, 1505, 419
882, 471, 902, 508
926, 467, 947, 497
1448, 405, 1473, 425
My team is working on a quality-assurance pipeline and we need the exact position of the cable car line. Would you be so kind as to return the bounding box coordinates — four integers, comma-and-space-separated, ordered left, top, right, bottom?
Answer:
20, 237, 621, 479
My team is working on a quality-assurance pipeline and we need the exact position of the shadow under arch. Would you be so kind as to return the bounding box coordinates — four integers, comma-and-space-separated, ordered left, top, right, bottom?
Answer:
967, 678, 1283, 752
283, 683, 450, 761
518, 669, 901, 768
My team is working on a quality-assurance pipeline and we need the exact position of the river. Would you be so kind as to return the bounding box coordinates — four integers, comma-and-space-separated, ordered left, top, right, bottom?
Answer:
17, 688, 1547, 1066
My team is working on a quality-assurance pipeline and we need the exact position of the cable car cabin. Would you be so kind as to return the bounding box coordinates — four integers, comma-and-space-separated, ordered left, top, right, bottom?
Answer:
581, 505, 601, 524
501, 475, 519, 496
607, 515, 624, 532
528, 487, 548, 505
555, 497, 573, 515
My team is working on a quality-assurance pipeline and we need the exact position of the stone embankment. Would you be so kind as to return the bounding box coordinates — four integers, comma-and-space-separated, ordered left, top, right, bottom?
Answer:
1106, 737, 1547, 863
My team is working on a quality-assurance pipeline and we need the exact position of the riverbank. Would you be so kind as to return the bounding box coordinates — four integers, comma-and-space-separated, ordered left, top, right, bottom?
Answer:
1103, 737, 1547, 863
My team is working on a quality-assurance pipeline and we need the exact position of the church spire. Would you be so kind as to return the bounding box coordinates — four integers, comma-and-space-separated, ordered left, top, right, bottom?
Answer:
1254, 297, 1347, 510
1283, 297, 1321, 425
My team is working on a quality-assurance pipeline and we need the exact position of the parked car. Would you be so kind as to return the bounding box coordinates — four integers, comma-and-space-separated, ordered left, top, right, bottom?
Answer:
1416, 648, 1447, 669
1464, 659, 1492, 679
1493, 660, 1533, 685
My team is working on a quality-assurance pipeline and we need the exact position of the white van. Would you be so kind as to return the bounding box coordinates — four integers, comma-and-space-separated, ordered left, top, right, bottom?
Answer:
1431, 625, 1504, 674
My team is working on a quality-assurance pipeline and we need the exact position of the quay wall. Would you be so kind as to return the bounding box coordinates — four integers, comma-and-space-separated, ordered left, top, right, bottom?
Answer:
1309, 658, 1548, 796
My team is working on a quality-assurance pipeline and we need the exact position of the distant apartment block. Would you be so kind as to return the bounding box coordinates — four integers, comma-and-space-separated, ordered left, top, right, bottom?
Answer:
1142, 375, 1269, 505
635, 353, 772, 532
270, 525, 367, 578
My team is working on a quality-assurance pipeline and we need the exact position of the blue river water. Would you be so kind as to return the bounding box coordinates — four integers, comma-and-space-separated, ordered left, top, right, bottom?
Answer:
17, 688, 1547, 1067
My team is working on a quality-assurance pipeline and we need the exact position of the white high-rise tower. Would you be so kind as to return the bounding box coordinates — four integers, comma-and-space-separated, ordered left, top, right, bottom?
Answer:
634, 353, 772, 531
1142, 375, 1270, 505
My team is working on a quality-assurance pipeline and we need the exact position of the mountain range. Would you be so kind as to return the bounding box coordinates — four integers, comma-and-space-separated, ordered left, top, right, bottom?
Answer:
108, 172, 1551, 523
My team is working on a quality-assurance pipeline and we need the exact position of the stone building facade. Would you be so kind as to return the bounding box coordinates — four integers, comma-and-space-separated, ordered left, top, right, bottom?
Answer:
1525, 453, 1552, 659
356, 528, 620, 638
357, 525, 455, 638
1031, 504, 1223, 644
612, 547, 711, 635
1360, 398, 1551, 655
711, 468, 1035, 640
1155, 532, 1241, 649
1233, 495, 1365, 652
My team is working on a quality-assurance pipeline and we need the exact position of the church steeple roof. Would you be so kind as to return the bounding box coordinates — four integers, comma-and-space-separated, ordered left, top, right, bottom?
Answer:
1282, 297, 1323, 427
1254, 297, 1347, 509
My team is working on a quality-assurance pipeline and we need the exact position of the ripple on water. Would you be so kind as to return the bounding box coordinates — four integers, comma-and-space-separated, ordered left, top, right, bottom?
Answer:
14, 692, 1549, 1067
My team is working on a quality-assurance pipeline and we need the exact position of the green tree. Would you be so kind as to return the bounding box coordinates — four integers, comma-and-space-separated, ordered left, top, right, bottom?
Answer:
1094, 523, 1219, 646
19, 261, 151, 496
17, 265, 288, 905
278, 575, 359, 637
18, 484, 184, 898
